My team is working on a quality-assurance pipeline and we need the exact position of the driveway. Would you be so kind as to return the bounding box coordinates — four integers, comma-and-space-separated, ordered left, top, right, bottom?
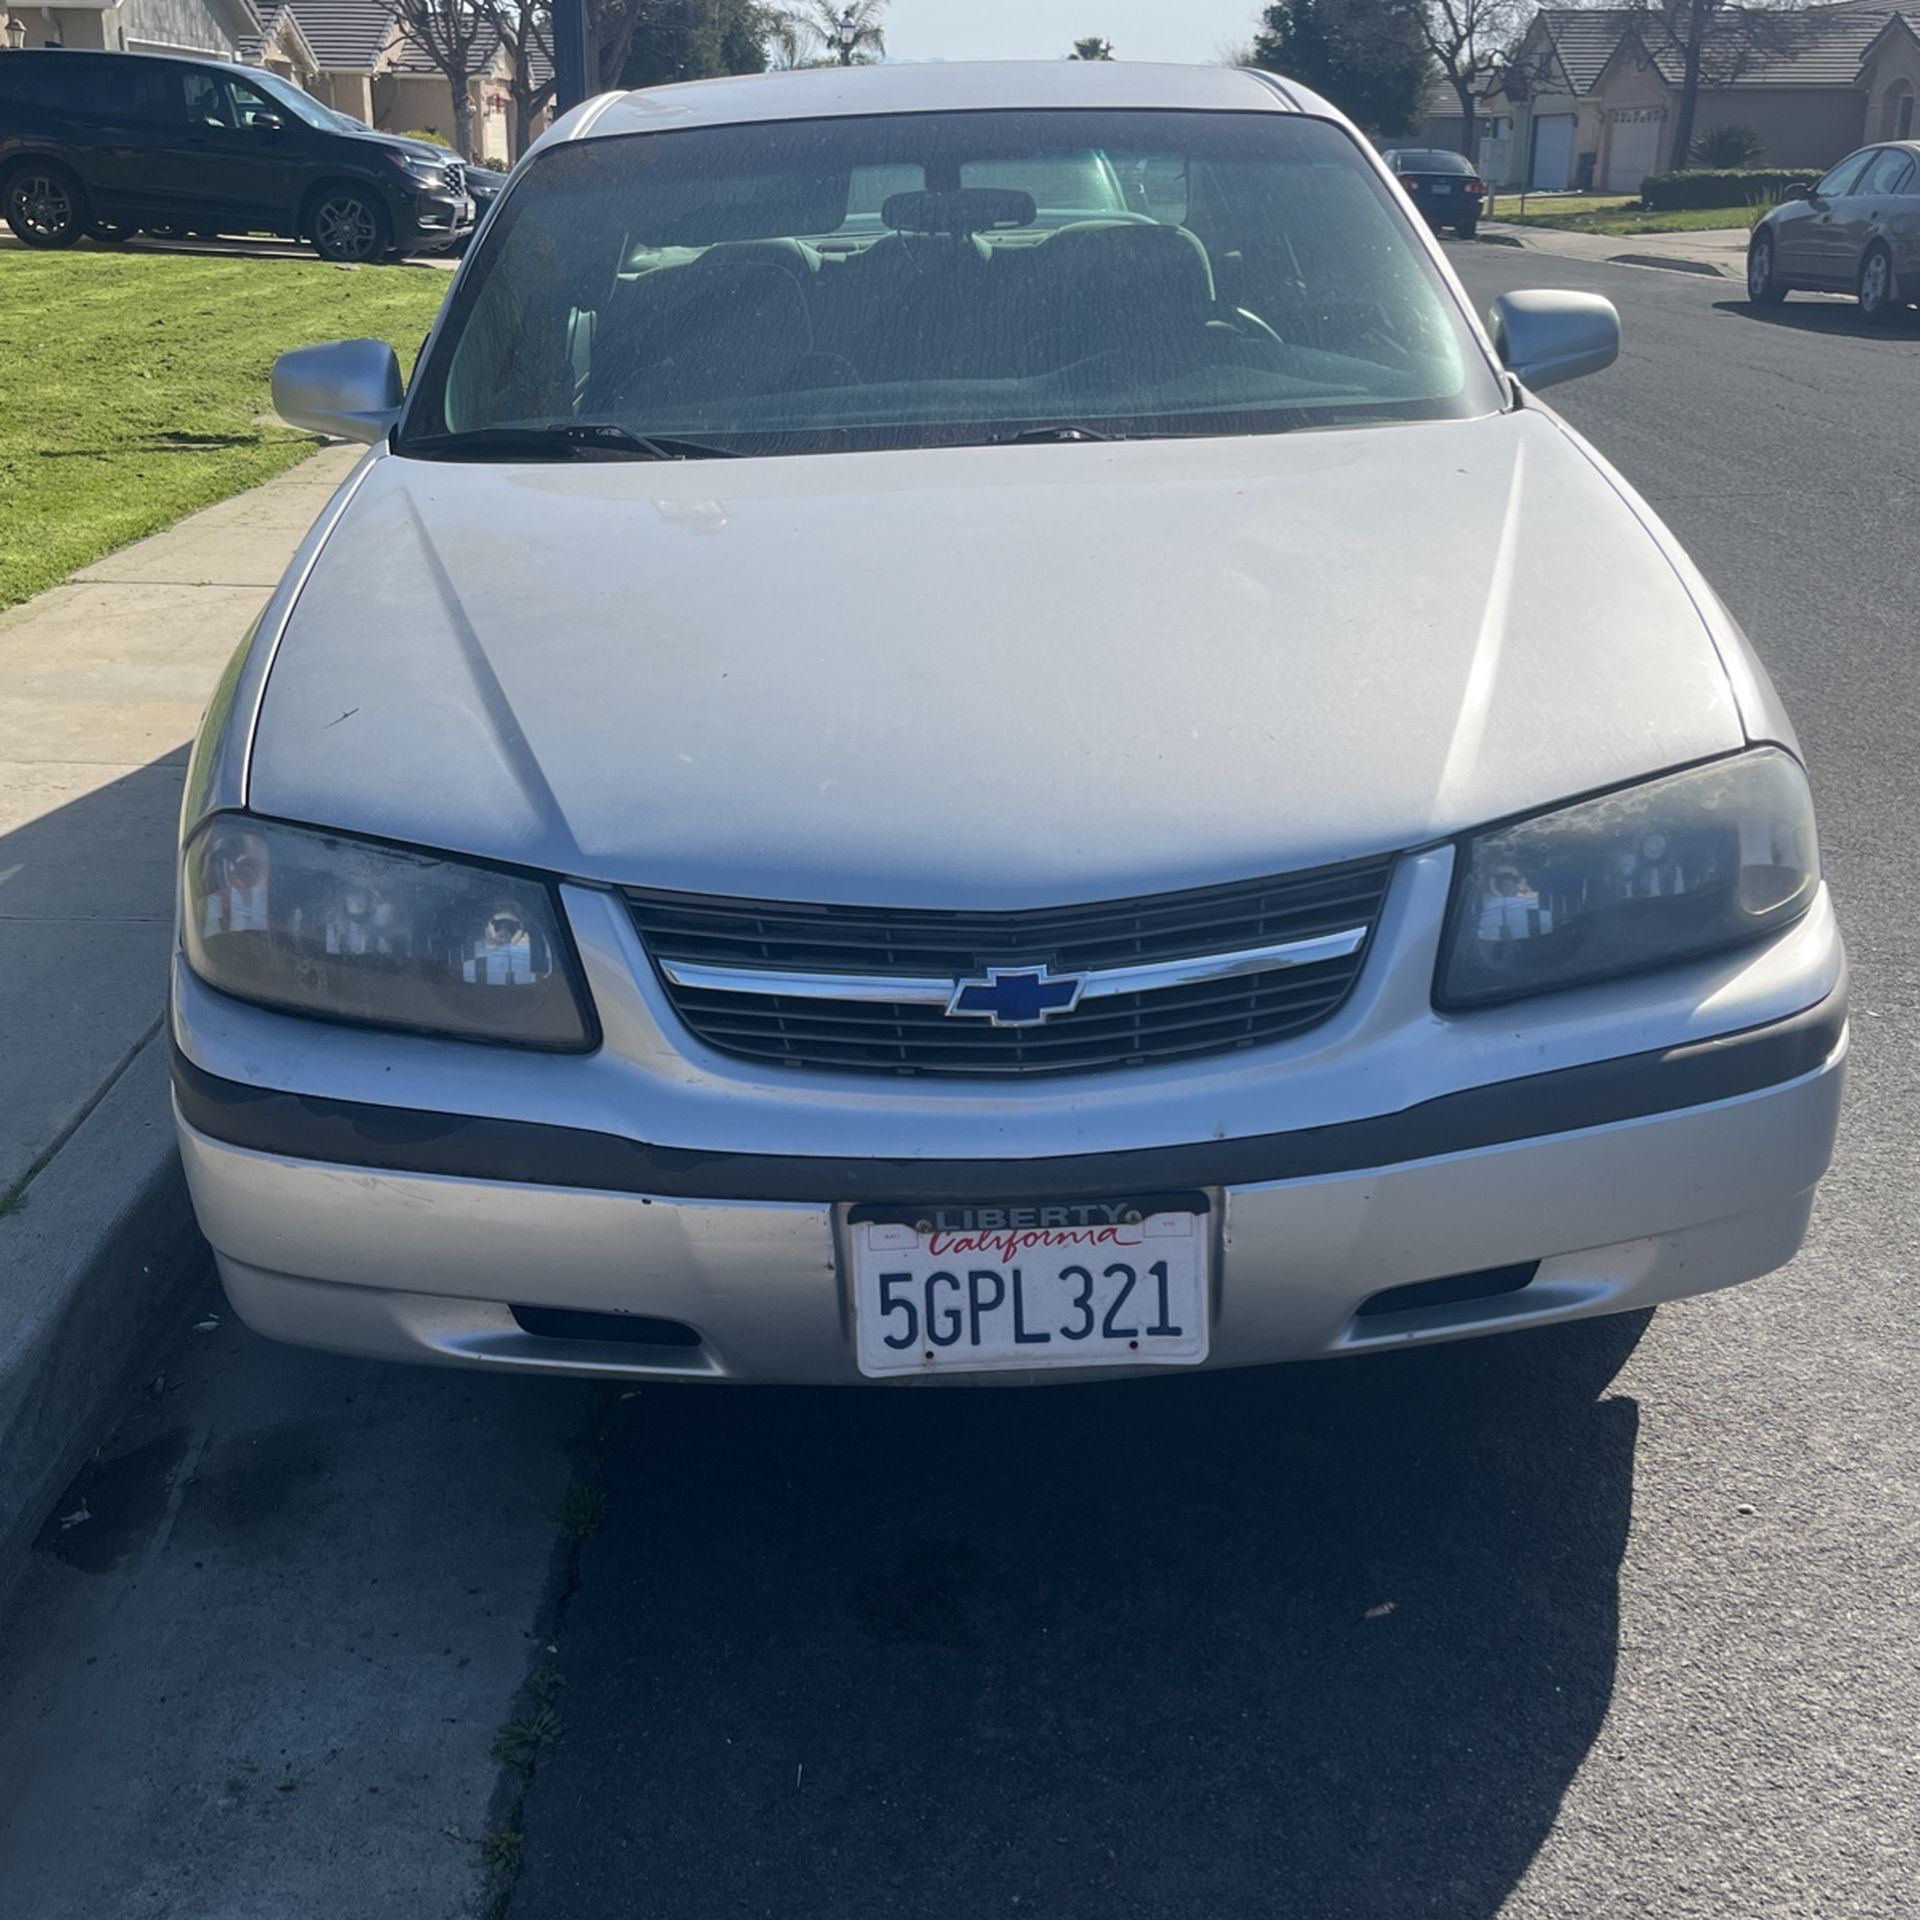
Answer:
0, 230, 458, 269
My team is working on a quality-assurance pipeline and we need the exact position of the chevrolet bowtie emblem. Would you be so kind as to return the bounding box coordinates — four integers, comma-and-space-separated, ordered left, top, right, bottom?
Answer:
945, 965, 1086, 1028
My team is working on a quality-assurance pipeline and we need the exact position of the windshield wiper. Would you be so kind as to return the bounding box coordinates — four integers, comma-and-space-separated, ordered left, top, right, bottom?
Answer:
403, 423, 739, 463
989, 424, 1117, 445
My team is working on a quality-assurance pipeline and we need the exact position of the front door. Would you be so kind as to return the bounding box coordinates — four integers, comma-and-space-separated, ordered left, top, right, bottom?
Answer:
1787, 149, 1875, 282
1835, 146, 1916, 286
164, 65, 311, 233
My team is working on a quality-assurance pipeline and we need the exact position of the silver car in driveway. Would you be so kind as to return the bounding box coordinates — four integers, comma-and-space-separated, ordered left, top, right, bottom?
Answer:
172, 62, 1846, 1386
1748, 141, 1920, 321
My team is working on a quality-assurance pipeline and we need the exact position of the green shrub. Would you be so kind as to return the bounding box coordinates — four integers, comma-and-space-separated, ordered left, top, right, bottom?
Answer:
400, 127, 453, 148
1640, 166, 1816, 210
1691, 124, 1764, 168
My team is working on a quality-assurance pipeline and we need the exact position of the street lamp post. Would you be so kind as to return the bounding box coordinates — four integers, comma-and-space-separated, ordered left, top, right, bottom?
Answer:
835, 8, 858, 65
551, 0, 591, 112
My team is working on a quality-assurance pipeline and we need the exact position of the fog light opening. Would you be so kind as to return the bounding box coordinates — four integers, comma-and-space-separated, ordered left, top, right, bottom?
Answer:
510, 1305, 703, 1349
1353, 1263, 1539, 1320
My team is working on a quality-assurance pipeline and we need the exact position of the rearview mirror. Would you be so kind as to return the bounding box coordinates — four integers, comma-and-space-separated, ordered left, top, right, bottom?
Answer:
1487, 289, 1619, 391
1781, 180, 1812, 202
271, 339, 403, 444
249, 111, 285, 135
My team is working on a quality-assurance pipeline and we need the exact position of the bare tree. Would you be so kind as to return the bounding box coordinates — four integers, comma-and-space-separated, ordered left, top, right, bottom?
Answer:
1414, 0, 1526, 167
1622, 0, 1812, 177
387, 0, 491, 159
483, 0, 553, 155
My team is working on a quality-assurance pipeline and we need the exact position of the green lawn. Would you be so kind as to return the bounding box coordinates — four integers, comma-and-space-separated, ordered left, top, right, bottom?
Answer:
0, 253, 449, 611
1495, 195, 1760, 236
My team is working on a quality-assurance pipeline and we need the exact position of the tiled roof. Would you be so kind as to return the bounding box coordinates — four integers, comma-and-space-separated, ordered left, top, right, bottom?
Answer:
1525, 2, 1920, 96
386, 25, 551, 84
278, 0, 394, 72
238, 2, 319, 67
1527, 9, 1640, 94
1637, 4, 1903, 87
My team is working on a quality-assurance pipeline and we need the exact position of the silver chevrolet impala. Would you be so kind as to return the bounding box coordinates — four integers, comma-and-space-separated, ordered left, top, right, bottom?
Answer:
171, 61, 1846, 1385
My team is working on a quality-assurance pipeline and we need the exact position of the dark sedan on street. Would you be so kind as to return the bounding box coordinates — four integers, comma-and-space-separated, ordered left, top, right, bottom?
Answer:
1382, 147, 1487, 238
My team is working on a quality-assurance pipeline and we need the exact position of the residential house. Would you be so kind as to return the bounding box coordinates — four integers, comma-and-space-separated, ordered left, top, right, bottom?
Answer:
1420, 2, 1920, 193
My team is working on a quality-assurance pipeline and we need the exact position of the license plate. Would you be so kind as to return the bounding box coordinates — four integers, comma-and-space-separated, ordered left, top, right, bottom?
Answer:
1430, 181, 1453, 193
850, 1199, 1210, 1377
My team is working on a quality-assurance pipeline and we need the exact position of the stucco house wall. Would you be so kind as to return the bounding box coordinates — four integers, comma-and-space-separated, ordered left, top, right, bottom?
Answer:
1687, 86, 1866, 167
3, 0, 247, 57
1862, 27, 1920, 139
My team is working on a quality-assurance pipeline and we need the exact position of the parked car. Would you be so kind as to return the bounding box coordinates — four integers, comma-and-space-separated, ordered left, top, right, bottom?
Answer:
0, 49, 473, 261
1381, 148, 1487, 237
1747, 141, 1920, 321
171, 62, 1845, 1388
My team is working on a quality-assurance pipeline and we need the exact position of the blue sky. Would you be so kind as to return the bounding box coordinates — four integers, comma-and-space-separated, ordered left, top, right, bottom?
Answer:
881, 1, 1265, 67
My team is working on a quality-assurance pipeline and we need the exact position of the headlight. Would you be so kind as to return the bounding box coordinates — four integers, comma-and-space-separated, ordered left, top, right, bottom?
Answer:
1437, 749, 1819, 1009
384, 151, 447, 185
182, 816, 593, 1050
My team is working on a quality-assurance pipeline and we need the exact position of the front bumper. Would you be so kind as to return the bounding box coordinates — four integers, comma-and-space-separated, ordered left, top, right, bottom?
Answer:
399, 184, 473, 252
173, 988, 1847, 1385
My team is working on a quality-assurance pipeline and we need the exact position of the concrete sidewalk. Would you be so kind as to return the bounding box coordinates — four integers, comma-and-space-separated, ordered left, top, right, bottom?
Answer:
1477, 220, 1748, 277
0, 441, 361, 1588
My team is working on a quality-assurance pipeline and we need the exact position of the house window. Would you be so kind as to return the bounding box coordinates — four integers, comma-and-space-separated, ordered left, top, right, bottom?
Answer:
1885, 81, 1915, 141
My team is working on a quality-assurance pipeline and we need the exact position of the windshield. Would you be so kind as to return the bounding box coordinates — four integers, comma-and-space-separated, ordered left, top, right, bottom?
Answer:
404, 109, 1501, 458
1392, 151, 1475, 175
237, 67, 342, 133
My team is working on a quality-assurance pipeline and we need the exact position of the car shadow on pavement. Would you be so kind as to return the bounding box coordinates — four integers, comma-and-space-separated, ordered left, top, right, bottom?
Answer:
510, 1314, 1648, 1920
1713, 297, 1920, 336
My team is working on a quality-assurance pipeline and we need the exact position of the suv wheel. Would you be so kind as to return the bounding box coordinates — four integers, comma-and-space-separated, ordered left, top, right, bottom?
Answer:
311, 189, 388, 264
4, 164, 87, 249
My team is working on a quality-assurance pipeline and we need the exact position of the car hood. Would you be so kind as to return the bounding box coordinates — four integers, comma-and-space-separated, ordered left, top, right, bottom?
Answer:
251, 411, 1742, 908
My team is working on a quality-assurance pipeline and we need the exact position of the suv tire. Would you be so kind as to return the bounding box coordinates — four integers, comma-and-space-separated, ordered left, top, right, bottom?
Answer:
4, 162, 88, 249
309, 187, 390, 264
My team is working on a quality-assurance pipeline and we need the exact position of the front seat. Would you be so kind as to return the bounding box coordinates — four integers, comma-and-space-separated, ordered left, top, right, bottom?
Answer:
1020, 221, 1218, 369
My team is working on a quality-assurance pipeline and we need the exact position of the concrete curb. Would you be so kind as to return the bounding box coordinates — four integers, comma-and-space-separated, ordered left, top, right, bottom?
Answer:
0, 1034, 204, 1603
1608, 252, 1727, 278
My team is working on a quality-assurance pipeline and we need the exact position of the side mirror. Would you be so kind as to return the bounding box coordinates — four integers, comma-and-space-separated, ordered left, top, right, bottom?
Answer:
1781, 180, 1812, 202
249, 111, 285, 135
1487, 289, 1619, 391
271, 339, 403, 444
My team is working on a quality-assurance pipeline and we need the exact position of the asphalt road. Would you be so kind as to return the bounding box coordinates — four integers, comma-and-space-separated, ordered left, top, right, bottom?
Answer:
507, 251, 1920, 1920
1, 248, 1914, 1920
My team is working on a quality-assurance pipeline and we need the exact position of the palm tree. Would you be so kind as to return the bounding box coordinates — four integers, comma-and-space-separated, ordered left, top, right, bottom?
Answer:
782, 0, 887, 67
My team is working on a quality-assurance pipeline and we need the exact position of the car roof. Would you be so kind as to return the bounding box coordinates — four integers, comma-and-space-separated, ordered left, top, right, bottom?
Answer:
555, 60, 1327, 147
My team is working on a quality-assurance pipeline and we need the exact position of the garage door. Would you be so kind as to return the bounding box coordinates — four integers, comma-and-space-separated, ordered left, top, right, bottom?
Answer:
1605, 116, 1662, 194
1530, 114, 1575, 191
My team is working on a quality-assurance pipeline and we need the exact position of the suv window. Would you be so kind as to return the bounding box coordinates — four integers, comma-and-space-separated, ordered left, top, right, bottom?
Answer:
1391, 151, 1474, 174
103, 60, 187, 126
181, 67, 237, 129
1858, 148, 1914, 195
1816, 151, 1874, 197
412, 108, 1502, 459
0, 53, 101, 111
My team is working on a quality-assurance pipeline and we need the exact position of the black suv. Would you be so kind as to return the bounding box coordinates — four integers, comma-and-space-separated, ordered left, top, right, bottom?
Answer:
0, 49, 473, 261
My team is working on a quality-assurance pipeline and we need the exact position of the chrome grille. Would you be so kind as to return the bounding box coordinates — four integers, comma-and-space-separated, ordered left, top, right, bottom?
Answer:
443, 160, 466, 197
627, 858, 1392, 1077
